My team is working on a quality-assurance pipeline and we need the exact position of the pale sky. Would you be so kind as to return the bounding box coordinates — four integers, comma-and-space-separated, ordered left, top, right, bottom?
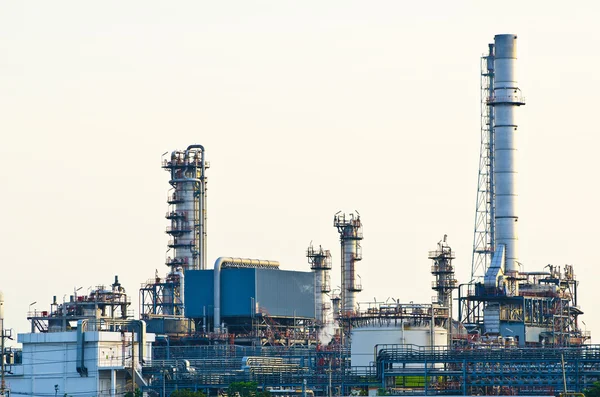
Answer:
1, 1, 599, 342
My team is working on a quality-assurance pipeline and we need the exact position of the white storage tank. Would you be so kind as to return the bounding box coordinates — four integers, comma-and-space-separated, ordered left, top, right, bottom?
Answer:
351, 322, 447, 367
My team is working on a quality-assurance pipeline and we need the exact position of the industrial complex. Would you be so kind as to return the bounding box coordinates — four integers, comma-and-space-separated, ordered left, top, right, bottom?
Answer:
2, 34, 599, 397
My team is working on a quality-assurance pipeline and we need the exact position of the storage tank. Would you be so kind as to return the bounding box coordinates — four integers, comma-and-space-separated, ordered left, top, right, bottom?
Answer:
350, 323, 447, 367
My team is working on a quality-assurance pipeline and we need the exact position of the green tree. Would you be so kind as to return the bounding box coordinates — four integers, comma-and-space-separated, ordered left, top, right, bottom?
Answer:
124, 389, 142, 397
585, 381, 600, 397
227, 382, 264, 397
170, 389, 207, 397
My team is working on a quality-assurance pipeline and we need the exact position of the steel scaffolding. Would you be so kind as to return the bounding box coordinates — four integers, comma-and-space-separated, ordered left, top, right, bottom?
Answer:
471, 43, 495, 282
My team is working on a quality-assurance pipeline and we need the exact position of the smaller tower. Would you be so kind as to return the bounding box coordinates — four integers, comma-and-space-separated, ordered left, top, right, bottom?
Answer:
334, 211, 363, 314
429, 235, 458, 309
307, 244, 332, 326
430, 236, 457, 344
331, 290, 341, 322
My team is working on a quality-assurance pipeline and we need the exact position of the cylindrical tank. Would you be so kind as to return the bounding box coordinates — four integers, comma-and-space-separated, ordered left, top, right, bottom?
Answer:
492, 34, 524, 293
350, 322, 447, 367
145, 317, 195, 335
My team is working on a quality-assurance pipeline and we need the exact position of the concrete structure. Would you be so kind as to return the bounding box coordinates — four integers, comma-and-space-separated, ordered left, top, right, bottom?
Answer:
7, 322, 154, 397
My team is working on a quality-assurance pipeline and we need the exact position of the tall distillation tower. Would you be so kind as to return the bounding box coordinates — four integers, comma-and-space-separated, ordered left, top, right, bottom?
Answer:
334, 212, 363, 314
164, 145, 208, 272
307, 244, 332, 327
490, 34, 524, 296
140, 145, 208, 320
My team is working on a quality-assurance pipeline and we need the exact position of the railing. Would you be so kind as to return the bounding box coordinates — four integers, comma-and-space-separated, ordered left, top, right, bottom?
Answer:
98, 356, 126, 368
167, 194, 184, 203
428, 250, 456, 259
166, 257, 189, 267
162, 158, 203, 168
167, 239, 195, 247
487, 94, 525, 104
432, 279, 458, 288
165, 211, 186, 219
431, 264, 455, 273
166, 226, 192, 233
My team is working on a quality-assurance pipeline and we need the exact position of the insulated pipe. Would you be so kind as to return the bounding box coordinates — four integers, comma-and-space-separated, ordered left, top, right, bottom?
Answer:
185, 145, 207, 270
213, 257, 280, 332
173, 269, 185, 316
492, 34, 524, 280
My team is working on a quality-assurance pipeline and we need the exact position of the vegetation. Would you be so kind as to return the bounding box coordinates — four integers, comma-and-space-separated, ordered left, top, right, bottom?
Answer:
585, 381, 600, 397
124, 389, 142, 397
170, 389, 207, 397
227, 382, 270, 397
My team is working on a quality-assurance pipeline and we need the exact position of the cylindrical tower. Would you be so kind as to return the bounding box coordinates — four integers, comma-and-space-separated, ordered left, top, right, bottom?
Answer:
429, 235, 457, 309
334, 212, 363, 314
491, 34, 524, 296
163, 145, 208, 271
331, 290, 341, 322
307, 244, 332, 326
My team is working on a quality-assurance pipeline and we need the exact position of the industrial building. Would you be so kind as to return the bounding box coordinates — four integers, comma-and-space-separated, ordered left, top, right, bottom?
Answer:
2, 34, 599, 397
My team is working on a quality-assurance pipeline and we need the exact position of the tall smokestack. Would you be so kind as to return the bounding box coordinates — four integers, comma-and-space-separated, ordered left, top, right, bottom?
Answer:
334, 212, 363, 314
491, 34, 525, 295
307, 244, 332, 326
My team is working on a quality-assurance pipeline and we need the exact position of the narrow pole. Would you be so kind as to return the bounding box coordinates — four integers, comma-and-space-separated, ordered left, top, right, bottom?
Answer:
328, 360, 332, 397
131, 330, 136, 395
561, 353, 567, 393
1, 326, 5, 397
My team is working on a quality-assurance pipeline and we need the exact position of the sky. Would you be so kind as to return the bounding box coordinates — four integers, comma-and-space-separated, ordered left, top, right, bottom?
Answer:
1, 1, 599, 342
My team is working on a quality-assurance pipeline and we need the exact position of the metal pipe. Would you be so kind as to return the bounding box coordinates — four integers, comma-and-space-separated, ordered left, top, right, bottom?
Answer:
173, 269, 185, 316
185, 145, 207, 270
491, 34, 524, 295
213, 257, 280, 333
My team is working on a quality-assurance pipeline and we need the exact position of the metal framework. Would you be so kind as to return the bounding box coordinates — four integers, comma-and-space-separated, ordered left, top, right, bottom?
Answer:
140, 344, 600, 396
27, 276, 131, 333
471, 43, 495, 282
429, 235, 458, 310
376, 344, 600, 395
307, 244, 332, 327
458, 265, 589, 347
142, 345, 374, 396
139, 272, 184, 318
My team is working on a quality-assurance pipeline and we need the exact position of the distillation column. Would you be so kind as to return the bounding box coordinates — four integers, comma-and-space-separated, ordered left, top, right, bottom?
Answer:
161, 145, 208, 316
164, 145, 208, 271
334, 212, 363, 314
430, 235, 457, 310
491, 34, 525, 296
307, 244, 332, 326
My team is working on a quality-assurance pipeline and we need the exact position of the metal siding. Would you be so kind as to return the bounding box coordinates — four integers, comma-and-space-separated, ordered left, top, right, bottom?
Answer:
256, 269, 315, 318
184, 270, 214, 318
221, 268, 257, 317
